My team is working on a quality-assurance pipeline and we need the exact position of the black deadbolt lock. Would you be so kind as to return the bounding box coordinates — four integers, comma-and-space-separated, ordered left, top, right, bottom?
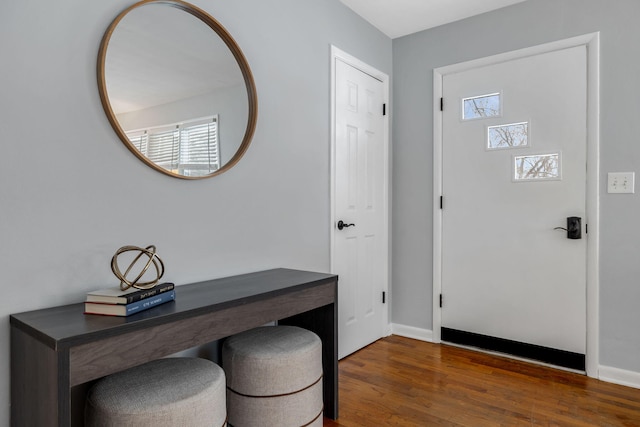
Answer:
554, 217, 582, 239
566, 216, 581, 239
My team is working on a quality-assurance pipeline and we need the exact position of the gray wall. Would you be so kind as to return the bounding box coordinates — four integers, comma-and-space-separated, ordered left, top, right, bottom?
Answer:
0, 0, 391, 424
392, 0, 640, 373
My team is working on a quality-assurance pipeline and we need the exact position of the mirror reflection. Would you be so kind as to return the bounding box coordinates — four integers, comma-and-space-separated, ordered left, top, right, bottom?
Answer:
99, 0, 257, 179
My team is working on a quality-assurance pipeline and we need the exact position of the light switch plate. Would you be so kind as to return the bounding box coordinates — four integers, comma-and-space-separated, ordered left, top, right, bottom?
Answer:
607, 172, 635, 193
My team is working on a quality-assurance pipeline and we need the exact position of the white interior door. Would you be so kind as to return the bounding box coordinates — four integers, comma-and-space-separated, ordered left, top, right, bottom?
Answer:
333, 53, 388, 359
441, 46, 587, 368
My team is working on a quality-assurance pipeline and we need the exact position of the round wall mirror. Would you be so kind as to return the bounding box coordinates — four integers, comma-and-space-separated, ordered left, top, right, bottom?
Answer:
98, 0, 257, 179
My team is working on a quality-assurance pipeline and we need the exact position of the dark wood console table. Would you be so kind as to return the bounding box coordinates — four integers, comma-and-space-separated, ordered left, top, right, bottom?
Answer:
10, 268, 338, 426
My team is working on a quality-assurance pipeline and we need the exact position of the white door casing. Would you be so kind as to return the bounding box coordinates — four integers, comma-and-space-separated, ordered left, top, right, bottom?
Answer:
331, 46, 390, 359
433, 34, 600, 376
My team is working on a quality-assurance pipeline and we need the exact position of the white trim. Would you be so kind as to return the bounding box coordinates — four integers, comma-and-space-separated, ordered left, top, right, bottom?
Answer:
433, 33, 600, 377
384, 323, 393, 337
584, 33, 601, 378
330, 45, 391, 337
432, 66, 443, 344
391, 324, 434, 343
599, 365, 640, 390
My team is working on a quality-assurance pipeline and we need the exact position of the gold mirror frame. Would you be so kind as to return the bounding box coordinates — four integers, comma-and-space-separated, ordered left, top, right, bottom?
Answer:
97, 0, 258, 180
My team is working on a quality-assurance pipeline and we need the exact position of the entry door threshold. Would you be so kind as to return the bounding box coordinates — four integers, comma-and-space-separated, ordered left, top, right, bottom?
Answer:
441, 328, 585, 372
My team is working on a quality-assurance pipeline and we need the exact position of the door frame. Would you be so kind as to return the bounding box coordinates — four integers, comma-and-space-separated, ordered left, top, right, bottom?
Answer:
432, 33, 600, 377
330, 45, 391, 336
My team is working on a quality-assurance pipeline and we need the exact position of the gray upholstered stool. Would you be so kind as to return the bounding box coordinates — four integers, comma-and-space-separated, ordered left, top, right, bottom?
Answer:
222, 325, 323, 427
85, 357, 227, 427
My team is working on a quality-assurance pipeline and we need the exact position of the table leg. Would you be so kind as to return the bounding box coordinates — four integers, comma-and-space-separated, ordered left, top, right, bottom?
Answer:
280, 299, 338, 419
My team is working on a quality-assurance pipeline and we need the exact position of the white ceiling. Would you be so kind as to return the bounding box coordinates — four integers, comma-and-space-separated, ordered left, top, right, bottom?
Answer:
339, 0, 527, 39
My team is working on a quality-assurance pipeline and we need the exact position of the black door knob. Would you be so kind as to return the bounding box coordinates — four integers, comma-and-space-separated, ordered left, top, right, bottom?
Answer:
337, 220, 355, 231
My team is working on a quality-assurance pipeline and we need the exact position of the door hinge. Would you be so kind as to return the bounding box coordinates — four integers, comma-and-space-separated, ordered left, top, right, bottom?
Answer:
439, 294, 443, 308
440, 97, 444, 111
585, 223, 588, 234
382, 291, 386, 304
383, 103, 387, 116
440, 196, 443, 209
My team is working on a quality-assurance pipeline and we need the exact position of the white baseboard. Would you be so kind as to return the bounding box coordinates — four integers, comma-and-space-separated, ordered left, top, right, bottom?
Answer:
390, 323, 434, 342
599, 365, 640, 390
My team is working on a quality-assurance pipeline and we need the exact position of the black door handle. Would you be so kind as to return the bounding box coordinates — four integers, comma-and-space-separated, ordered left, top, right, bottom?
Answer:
554, 216, 582, 239
337, 220, 355, 231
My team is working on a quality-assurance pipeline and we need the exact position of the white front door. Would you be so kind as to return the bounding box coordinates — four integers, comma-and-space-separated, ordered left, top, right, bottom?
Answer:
440, 45, 587, 369
332, 49, 389, 359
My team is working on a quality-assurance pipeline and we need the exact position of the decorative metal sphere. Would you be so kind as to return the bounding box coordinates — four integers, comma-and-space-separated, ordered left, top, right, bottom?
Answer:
111, 245, 165, 291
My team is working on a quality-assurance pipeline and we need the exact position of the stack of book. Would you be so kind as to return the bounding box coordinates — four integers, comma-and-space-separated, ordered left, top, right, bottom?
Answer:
84, 282, 176, 316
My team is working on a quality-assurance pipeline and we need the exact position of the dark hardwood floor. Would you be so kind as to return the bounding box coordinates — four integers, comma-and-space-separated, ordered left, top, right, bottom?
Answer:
323, 335, 640, 426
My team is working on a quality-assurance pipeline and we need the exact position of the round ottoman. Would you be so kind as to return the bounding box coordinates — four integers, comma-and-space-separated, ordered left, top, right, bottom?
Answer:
222, 326, 323, 427
85, 357, 227, 427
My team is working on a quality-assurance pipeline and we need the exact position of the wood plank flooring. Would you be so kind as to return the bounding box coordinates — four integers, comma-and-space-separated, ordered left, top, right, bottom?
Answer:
323, 335, 640, 426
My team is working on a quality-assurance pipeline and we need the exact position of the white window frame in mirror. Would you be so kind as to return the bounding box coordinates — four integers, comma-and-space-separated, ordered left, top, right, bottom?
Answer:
97, 0, 257, 180
126, 116, 220, 177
